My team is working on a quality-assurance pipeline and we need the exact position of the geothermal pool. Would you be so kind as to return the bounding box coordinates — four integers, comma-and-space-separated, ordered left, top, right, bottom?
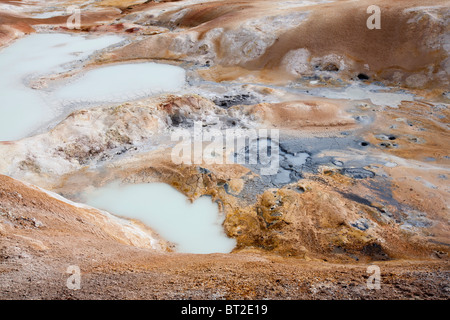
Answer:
0, 33, 186, 141
81, 182, 237, 254
53, 63, 186, 104
0, 33, 122, 141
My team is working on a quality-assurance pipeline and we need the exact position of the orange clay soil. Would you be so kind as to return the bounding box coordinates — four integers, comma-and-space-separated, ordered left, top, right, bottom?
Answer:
0, 174, 448, 300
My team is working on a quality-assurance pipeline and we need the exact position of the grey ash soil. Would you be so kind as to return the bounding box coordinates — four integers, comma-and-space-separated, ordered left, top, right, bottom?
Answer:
229, 133, 381, 203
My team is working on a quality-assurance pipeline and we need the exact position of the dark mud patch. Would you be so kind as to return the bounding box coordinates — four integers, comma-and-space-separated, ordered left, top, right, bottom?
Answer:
340, 168, 375, 179
213, 93, 258, 108
361, 242, 390, 261
338, 192, 374, 208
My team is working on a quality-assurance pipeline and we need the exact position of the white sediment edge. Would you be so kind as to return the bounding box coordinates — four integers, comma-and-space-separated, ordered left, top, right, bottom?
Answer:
16, 178, 163, 250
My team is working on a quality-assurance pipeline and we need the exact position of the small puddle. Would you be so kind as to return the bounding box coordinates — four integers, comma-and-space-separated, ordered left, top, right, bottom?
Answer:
309, 83, 415, 108
80, 182, 236, 254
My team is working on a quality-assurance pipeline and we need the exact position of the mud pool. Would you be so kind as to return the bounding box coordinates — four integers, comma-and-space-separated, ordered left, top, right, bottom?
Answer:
53, 63, 186, 104
0, 33, 123, 141
0, 33, 186, 141
81, 182, 237, 254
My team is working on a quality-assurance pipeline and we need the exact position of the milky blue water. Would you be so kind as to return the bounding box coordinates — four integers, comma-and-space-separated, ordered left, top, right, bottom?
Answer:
53, 63, 186, 104
0, 33, 186, 141
0, 33, 123, 141
81, 182, 237, 254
